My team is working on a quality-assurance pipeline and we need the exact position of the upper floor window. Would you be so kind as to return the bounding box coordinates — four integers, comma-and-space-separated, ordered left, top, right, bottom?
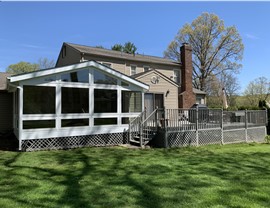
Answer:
173, 69, 180, 84
130, 65, 136, 76
143, 66, 150, 72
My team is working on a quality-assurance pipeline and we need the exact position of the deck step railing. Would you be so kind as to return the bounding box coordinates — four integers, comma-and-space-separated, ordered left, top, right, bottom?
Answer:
129, 108, 159, 147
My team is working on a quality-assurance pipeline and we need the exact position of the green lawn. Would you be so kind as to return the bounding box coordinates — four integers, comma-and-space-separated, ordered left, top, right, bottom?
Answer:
1, 144, 270, 208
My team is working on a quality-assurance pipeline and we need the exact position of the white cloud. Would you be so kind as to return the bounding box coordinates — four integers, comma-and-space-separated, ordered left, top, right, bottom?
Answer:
20, 44, 43, 49
245, 34, 259, 40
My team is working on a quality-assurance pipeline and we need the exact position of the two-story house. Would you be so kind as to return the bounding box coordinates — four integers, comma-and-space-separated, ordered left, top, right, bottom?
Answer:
0, 42, 206, 151
56, 42, 206, 112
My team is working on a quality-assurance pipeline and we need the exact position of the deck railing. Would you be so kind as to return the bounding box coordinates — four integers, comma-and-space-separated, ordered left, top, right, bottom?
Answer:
141, 108, 159, 144
129, 107, 268, 148
128, 110, 146, 145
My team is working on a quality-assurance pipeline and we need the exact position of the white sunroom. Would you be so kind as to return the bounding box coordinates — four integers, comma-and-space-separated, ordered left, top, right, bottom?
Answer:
7, 61, 149, 151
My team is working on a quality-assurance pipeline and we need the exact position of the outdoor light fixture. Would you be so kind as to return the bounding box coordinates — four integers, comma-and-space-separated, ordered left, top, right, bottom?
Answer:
166, 89, 170, 97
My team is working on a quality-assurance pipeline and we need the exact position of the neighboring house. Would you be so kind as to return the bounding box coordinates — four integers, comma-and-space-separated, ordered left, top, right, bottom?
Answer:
56, 42, 206, 109
0, 72, 13, 133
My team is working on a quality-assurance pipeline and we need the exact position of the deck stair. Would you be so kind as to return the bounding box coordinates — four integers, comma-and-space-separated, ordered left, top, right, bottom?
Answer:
129, 108, 159, 147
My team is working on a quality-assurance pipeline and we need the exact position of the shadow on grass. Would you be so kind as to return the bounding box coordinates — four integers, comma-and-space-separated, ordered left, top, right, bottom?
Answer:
1, 144, 270, 207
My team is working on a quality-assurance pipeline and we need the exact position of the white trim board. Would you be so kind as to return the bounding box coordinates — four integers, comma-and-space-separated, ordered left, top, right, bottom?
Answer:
8, 61, 149, 91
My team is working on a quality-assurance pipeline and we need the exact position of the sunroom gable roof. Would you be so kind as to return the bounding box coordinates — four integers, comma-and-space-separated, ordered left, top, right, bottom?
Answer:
8, 61, 149, 90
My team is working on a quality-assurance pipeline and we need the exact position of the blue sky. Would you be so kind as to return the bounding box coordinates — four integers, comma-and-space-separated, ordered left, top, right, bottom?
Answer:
0, 1, 269, 93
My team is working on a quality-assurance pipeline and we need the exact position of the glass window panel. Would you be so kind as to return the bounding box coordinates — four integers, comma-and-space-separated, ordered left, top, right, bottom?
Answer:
131, 66, 136, 75
121, 117, 135, 124
122, 91, 142, 113
23, 86, 55, 114
62, 87, 89, 113
61, 70, 89, 83
94, 118, 117, 126
173, 69, 180, 84
94, 70, 117, 85
144, 66, 149, 72
121, 81, 129, 87
23, 120, 55, 129
94, 89, 117, 113
44, 76, 56, 82
61, 119, 89, 127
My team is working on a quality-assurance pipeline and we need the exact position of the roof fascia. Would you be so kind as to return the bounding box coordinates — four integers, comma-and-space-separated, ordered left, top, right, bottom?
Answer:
8, 61, 149, 90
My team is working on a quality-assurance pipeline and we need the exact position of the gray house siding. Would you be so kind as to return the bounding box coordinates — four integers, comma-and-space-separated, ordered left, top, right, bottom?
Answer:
0, 91, 13, 132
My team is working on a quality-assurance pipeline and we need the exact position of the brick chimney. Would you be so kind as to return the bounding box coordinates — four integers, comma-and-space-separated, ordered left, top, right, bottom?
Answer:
179, 43, 196, 108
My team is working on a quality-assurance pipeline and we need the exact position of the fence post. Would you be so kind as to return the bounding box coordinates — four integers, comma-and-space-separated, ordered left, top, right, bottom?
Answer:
196, 106, 199, 147
221, 109, 224, 145
128, 122, 131, 144
245, 109, 248, 143
155, 106, 158, 131
164, 107, 168, 148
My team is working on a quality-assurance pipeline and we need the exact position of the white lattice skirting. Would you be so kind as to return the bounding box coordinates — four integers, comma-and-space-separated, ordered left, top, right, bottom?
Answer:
166, 126, 266, 148
21, 132, 127, 151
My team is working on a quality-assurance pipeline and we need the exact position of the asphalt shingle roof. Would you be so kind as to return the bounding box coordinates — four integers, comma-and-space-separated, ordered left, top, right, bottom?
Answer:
65, 42, 181, 67
0, 72, 12, 90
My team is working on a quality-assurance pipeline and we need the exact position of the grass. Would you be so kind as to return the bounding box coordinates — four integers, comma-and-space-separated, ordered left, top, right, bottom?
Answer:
1, 144, 270, 208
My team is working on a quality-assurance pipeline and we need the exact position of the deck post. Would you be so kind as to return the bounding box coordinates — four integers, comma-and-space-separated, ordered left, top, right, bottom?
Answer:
128, 122, 131, 144
245, 109, 248, 143
164, 107, 168, 148
140, 112, 144, 148
221, 109, 224, 145
196, 106, 199, 147
18, 86, 23, 151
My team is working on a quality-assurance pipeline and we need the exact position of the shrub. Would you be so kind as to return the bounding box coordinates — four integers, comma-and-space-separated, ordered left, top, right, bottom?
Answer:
265, 135, 270, 143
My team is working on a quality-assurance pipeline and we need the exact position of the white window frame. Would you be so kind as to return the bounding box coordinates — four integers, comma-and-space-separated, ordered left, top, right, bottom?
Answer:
173, 69, 180, 84
143, 65, 150, 72
130, 65, 137, 76
15, 67, 145, 141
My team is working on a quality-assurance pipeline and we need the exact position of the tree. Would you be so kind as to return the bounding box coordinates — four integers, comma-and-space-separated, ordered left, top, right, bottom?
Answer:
244, 76, 270, 106
205, 72, 240, 108
6, 61, 39, 74
111, 42, 137, 54
111, 44, 123, 52
6, 57, 55, 74
220, 72, 240, 107
123, 42, 137, 54
164, 12, 244, 91
95, 45, 105, 49
38, 58, 55, 70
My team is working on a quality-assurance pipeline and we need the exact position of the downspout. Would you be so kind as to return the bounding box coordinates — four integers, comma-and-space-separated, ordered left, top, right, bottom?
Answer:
17, 85, 23, 151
